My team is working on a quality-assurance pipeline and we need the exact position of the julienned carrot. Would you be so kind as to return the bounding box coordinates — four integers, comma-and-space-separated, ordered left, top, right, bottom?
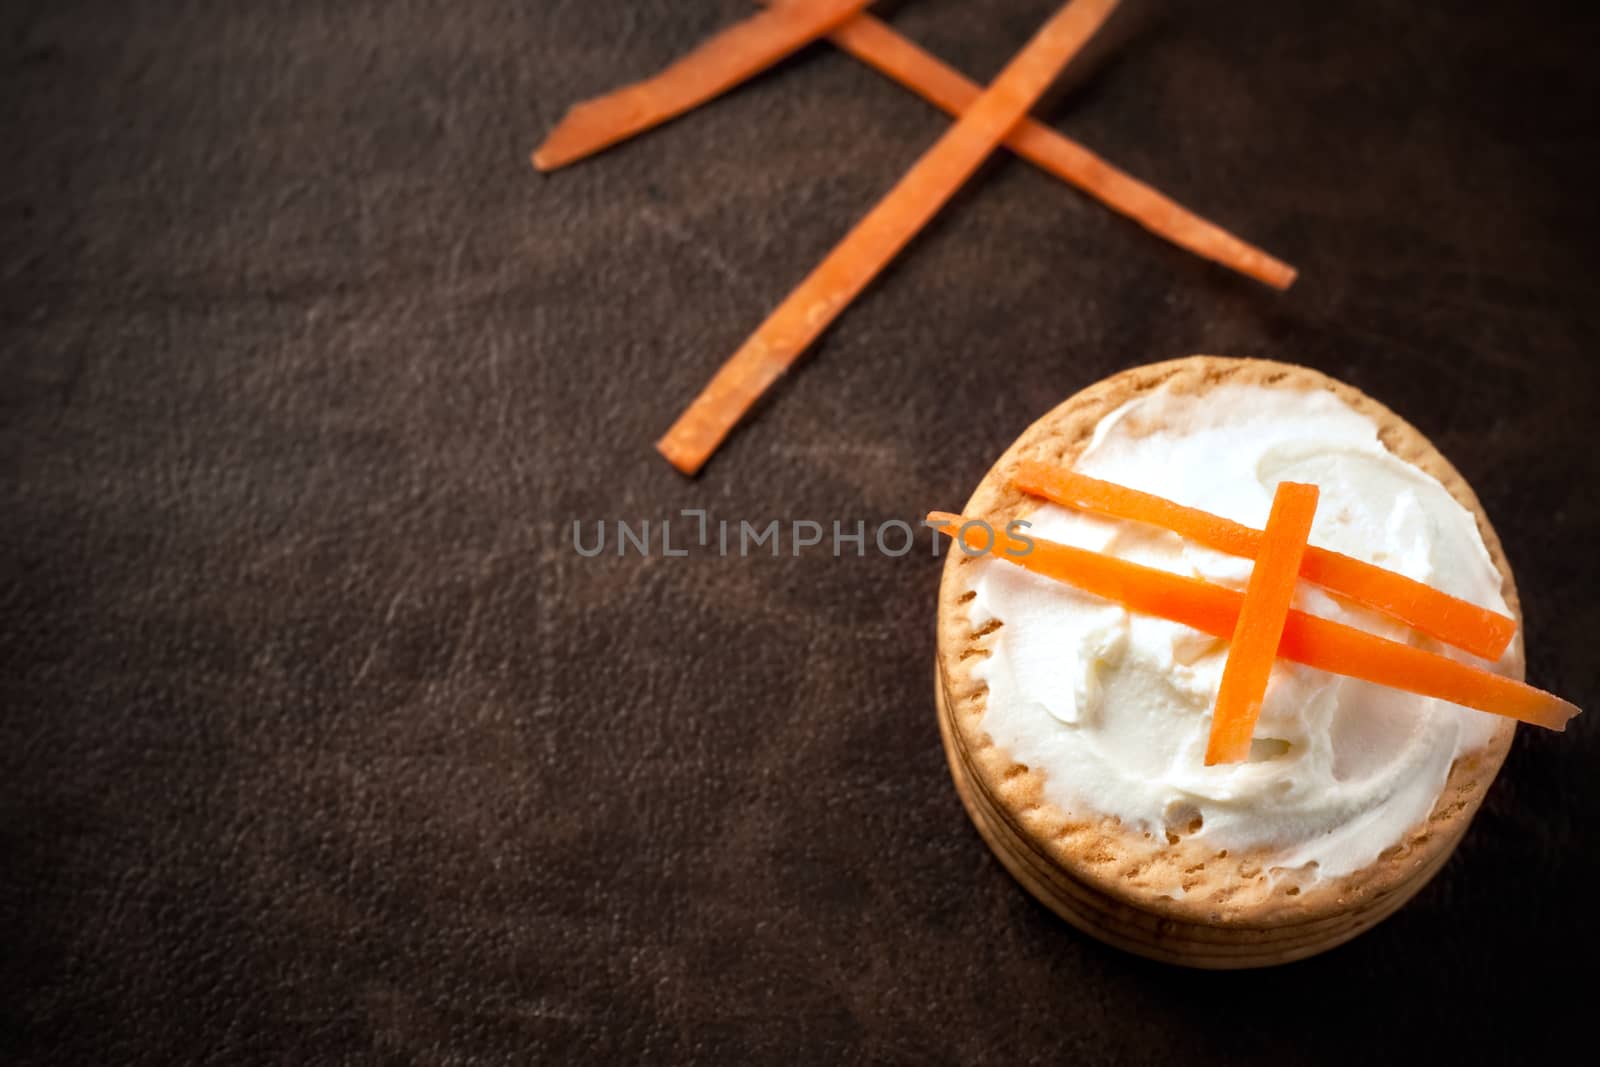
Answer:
532, 0, 874, 171
926, 512, 1578, 732
1012, 460, 1518, 661
656, 0, 1122, 475
803, 9, 1296, 289
1205, 483, 1318, 765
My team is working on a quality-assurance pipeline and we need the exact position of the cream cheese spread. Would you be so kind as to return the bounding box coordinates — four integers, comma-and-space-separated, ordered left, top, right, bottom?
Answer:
966, 383, 1513, 878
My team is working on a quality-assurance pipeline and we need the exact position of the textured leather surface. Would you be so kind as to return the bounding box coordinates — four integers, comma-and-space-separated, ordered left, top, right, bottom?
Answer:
3, 0, 1597, 1063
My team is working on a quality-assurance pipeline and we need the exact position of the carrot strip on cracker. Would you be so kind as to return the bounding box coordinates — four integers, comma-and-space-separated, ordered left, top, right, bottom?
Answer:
926, 512, 1577, 732
657, 0, 1123, 474
532, 0, 875, 171
1205, 482, 1319, 765
801, 8, 1295, 288
1011, 460, 1518, 661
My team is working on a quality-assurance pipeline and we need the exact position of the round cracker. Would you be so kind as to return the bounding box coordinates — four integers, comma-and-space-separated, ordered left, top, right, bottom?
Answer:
934, 356, 1520, 967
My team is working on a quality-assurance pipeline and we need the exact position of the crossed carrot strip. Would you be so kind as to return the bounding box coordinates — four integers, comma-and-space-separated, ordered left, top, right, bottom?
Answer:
534, 1, 1299, 475
929, 471, 1578, 751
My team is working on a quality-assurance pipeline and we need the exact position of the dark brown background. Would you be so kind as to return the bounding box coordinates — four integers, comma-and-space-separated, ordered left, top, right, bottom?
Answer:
3, 0, 1597, 1063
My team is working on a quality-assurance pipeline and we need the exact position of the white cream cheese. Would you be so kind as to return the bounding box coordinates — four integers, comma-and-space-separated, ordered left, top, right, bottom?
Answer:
966, 383, 1514, 879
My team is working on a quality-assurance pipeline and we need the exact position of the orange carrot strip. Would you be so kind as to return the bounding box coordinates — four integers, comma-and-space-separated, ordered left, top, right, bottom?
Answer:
657, 0, 1122, 475
799, 8, 1296, 288
1205, 482, 1319, 765
1012, 460, 1518, 661
926, 512, 1578, 732
532, 0, 875, 171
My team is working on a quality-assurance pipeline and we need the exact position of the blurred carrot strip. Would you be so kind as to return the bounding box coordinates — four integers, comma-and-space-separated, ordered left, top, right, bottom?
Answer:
657, 0, 1123, 475
532, 0, 876, 171
811, 9, 1296, 289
